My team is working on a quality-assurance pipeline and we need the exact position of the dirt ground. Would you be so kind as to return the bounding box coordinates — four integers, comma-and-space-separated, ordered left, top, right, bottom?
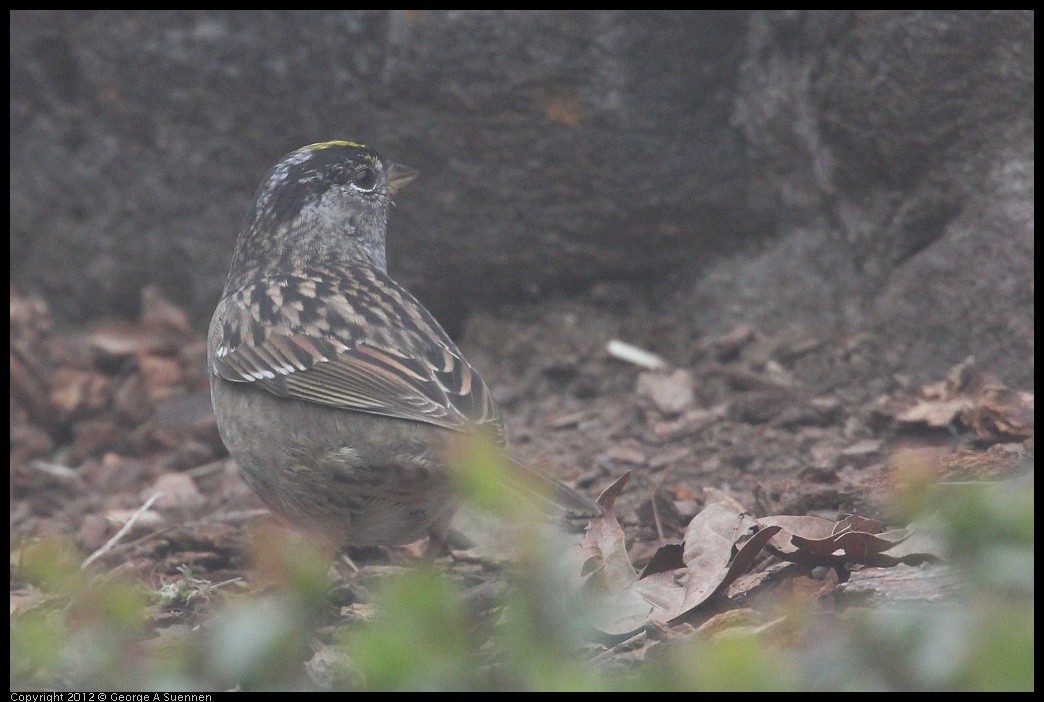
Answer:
9, 282, 1033, 682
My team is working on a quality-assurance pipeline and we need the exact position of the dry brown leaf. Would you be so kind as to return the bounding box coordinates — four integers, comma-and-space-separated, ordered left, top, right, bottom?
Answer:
636, 502, 781, 622
758, 515, 837, 556
140, 286, 192, 334
892, 358, 1031, 447
696, 607, 766, 635
137, 353, 183, 402
962, 385, 1034, 442
679, 503, 759, 599
789, 529, 909, 558
865, 527, 945, 567
580, 492, 782, 633
758, 514, 941, 567
714, 524, 781, 597
636, 369, 694, 415
896, 398, 972, 427
579, 472, 657, 635
83, 321, 184, 358
579, 472, 635, 579
638, 543, 684, 578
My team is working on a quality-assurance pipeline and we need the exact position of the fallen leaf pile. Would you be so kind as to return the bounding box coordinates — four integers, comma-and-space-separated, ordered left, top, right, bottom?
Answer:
578, 473, 944, 636
9, 286, 1033, 645
892, 355, 1034, 443
10, 286, 244, 580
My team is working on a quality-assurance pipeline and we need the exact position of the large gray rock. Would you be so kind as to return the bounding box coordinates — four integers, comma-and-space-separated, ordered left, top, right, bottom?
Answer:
10, 11, 1033, 386
693, 11, 1034, 386
10, 11, 754, 323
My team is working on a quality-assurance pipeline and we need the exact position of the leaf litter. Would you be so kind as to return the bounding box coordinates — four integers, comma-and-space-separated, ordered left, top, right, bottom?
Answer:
578, 473, 943, 636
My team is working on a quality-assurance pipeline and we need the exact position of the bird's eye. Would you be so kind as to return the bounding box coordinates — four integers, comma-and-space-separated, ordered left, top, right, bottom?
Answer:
352, 166, 377, 191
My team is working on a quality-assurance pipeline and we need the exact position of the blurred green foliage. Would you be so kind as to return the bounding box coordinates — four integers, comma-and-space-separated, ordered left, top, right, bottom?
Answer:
10, 449, 1033, 691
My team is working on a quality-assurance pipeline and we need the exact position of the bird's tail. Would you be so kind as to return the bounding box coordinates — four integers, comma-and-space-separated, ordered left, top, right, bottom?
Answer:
447, 432, 603, 521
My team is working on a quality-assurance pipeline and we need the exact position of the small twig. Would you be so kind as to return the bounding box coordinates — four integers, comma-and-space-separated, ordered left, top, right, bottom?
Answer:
81, 492, 163, 571
606, 340, 667, 370
206, 508, 271, 524
185, 459, 232, 479
339, 551, 360, 574
650, 470, 670, 542
209, 577, 245, 591
589, 630, 648, 663
94, 524, 178, 563
27, 460, 80, 483
650, 497, 664, 542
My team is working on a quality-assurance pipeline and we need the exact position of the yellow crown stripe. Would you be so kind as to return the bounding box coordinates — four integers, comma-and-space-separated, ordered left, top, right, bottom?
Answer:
301, 140, 366, 151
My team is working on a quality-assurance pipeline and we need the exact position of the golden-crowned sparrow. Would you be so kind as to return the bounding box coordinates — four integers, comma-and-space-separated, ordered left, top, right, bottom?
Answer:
208, 141, 600, 550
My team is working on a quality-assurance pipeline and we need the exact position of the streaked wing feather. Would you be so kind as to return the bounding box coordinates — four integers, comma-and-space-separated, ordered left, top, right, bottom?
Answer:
284, 344, 469, 430
212, 266, 505, 444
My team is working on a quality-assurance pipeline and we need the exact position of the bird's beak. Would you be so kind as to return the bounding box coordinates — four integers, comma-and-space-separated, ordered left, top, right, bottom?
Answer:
387, 162, 420, 195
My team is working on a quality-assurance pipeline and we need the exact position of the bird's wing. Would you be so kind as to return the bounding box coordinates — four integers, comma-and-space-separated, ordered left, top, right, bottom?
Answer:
210, 264, 505, 444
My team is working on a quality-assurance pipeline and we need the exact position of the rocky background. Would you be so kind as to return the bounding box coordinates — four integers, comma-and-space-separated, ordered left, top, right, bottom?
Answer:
10, 10, 1033, 387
